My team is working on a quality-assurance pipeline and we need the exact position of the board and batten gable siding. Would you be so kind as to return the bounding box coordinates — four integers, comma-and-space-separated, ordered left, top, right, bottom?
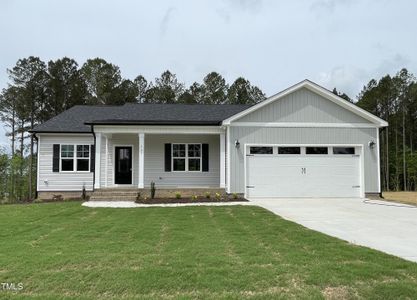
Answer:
37, 134, 94, 191
237, 88, 370, 124
228, 127, 379, 194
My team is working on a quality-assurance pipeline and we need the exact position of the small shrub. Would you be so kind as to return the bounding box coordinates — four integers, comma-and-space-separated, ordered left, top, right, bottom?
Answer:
215, 193, 221, 201
175, 192, 182, 199
191, 195, 198, 201
135, 192, 141, 203
33, 198, 43, 203
205, 192, 211, 199
143, 196, 149, 203
81, 185, 87, 201
150, 181, 156, 199
232, 193, 238, 200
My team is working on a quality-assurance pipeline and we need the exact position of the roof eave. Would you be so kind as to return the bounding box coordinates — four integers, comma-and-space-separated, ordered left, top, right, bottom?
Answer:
85, 121, 222, 126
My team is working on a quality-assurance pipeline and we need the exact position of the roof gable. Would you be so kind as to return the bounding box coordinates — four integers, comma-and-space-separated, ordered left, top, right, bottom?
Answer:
237, 87, 370, 124
222, 80, 388, 127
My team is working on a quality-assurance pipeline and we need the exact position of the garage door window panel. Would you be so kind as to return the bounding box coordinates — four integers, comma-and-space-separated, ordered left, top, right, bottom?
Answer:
333, 147, 355, 155
278, 147, 301, 155
250, 147, 273, 154
306, 147, 328, 155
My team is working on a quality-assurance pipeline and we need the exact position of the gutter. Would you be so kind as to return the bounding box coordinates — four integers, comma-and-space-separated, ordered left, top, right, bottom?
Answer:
33, 132, 39, 200
28, 130, 92, 134
84, 121, 222, 126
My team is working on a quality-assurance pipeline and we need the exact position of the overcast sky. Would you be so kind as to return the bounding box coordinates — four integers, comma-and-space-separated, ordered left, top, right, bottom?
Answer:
1, 0, 416, 148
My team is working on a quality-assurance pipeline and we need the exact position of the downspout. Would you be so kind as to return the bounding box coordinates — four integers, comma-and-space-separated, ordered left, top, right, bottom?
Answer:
33, 133, 39, 200
91, 124, 96, 192
379, 126, 386, 199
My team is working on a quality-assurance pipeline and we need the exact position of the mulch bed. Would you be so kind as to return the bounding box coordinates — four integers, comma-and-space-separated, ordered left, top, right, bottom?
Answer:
135, 197, 248, 204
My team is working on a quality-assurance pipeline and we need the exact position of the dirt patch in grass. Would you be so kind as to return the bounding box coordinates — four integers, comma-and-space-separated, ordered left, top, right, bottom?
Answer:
322, 286, 350, 299
135, 197, 248, 204
383, 192, 417, 206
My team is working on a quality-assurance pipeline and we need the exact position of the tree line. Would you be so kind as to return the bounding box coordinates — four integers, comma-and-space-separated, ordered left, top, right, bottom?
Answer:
356, 69, 417, 192
0, 56, 266, 202
0, 56, 416, 202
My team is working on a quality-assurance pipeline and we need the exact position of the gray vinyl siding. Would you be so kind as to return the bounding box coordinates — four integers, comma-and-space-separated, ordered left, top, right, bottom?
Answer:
99, 133, 220, 188
100, 134, 139, 187
144, 134, 220, 187
228, 127, 379, 193
38, 134, 94, 191
238, 88, 369, 123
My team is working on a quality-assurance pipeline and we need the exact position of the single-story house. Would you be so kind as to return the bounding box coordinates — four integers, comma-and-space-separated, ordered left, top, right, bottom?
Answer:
32, 80, 388, 199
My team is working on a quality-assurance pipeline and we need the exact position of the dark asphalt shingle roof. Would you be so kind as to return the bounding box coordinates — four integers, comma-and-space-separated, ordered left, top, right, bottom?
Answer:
32, 103, 251, 133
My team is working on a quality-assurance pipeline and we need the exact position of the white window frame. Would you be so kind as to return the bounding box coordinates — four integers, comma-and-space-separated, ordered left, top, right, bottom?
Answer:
172, 143, 202, 172
60, 144, 90, 173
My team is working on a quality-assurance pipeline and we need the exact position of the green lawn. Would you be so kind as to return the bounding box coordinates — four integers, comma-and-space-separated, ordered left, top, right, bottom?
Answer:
0, 203, 416, 299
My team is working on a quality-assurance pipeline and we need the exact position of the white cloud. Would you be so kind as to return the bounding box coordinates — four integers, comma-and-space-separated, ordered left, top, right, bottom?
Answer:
316, 54, 415, 100
310, 0, 355, 13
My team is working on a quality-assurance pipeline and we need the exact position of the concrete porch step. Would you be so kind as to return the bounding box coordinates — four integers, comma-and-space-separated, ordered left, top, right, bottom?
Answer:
90, 196, 137, 201
92, 192, 140, 196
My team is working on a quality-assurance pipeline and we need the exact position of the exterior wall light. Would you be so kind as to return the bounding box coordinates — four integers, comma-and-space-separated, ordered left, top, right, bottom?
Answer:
368, 140, 376, 149
235, 140, 240, 148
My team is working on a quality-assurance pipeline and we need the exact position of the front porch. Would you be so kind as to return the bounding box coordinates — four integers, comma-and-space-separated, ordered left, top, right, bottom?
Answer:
93, 126, 226, 193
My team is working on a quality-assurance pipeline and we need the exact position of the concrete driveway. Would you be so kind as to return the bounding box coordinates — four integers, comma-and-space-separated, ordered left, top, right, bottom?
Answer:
250, 198, 417, 263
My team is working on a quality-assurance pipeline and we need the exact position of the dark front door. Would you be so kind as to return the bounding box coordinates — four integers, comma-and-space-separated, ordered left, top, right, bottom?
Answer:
115, 146, 132, 184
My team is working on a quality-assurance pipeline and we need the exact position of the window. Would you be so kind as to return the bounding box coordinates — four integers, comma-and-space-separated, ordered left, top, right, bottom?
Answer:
306, 147, 328, 155
278, 147, 301, 154
333, 147, 355, 155
250, 147, 273, 154
60, 144, 90, 172
188, 144, 201, 171
61, 145, 74, 171
76, 145, 90, 171
172, 144, 201, 171
172, 144, 186, 171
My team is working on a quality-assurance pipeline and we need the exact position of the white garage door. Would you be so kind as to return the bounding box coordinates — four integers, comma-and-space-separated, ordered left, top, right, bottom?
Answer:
246, 146, 361, 198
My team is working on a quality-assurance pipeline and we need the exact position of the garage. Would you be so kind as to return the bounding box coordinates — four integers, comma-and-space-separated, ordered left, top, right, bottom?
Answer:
245, 145, 363, 198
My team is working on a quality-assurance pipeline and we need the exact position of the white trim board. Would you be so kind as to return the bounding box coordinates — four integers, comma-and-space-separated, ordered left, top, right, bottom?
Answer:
223, 79, 388, 127
376, 127, 381, 193
226, 126, 231, 193
230, 122, 378, 128
36, 135, 41, 192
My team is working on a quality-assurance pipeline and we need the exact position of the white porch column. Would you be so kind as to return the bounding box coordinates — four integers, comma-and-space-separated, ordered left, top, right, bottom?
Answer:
104, 134, 109, 187
138, 133, 145, 188
220, 132, 226, 188
94, 132, 102, 189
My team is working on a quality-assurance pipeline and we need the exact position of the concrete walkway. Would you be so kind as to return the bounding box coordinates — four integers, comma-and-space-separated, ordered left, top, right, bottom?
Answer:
82, 201, 252, 208
250, 198, 417, 263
